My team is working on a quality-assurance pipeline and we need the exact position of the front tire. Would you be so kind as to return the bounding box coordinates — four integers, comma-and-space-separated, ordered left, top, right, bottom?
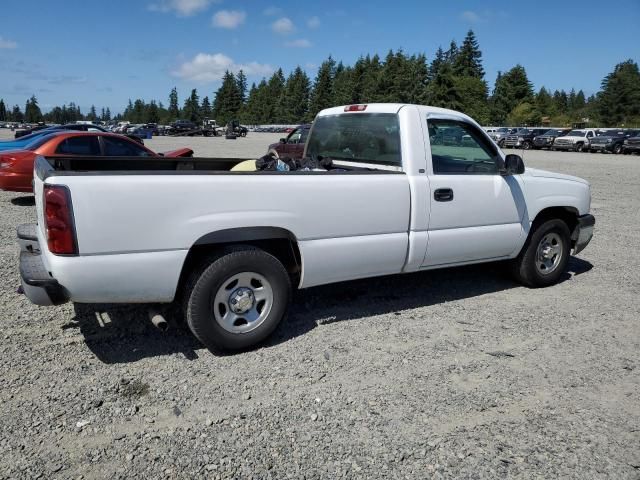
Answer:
613, 144, 622, 154
522, 141, 532, 150
184, 247, 291, 353
510, 219, 571, 288
575, 143, 584, 152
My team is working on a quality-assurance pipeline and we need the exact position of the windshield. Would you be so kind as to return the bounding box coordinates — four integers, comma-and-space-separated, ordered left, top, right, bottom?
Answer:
516, 129, 530, 135
306, 113, 401, 166
543, 129, 561, 135
567, 130, 585, 137
497, 127, 509, 133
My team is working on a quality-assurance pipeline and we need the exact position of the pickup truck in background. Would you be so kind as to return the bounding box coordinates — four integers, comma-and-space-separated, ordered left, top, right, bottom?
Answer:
267, 124, 311, 160
502, 128, 549, 150
19, 104, 595, 353
589, 129, 639, 154
552, 129, 597, 152
533, 128, 572, 150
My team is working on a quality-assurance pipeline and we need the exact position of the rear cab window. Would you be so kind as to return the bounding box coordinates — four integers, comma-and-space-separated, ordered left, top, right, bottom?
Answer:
103, 137, 151, 156
306, 113, 401, 169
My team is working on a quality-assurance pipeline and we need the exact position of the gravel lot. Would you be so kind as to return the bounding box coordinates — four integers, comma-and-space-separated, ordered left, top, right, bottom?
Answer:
1, 129, 639, 479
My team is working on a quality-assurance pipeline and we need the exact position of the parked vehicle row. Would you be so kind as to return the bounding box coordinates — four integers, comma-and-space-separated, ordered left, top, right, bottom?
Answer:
484, 125, 640, 154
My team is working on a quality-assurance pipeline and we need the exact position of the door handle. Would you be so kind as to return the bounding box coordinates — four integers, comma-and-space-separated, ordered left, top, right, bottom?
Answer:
434, 188, 454, 202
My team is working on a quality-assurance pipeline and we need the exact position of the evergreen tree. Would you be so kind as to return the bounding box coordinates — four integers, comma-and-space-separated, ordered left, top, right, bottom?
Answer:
489, 65, 534, 124
428, 47, 446, 83
553, 89, 569, 115
24, 95, 43, 123
168, 87, 180, 120
332, 62, 355, 106
597, 59, 640, 126
426, 62, 462, 111
213, 71, 243, 124
454, 30, 484, 78
105, 107, 111, 121
536, 87, 554, 117
88, 105, 97, 121
183, 88, 201, 122
100, 107, 106, 121
444, 40, 459, 65
280, 66, 311, 123
146, 101, 160, 123
0, 99, 6, 121
308, 56, 336, 119
200, 96, 212, 119
12, 105, 24, 123
267, 68, 287, 122
236, 70, 248, 105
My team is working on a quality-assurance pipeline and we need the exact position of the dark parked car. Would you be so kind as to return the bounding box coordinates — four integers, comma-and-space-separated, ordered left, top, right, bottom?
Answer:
503, 128, 548, 149
267, 124, 311, 159
533, 128, 571, 150
590, 129, 639, 154
622, 133, 640, 155
168, 120, 197, 134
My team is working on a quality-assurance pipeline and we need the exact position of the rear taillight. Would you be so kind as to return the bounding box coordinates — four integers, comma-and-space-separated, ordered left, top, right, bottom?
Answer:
344, 104, 367, 112
0, 155, 16, 168
44, 185, 77, 255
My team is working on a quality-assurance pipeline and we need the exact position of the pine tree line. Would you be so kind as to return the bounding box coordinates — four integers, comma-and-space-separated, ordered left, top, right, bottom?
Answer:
1, 30, 638, 127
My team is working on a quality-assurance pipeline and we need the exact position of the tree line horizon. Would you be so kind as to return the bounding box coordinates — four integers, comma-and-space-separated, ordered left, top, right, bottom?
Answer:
1, 30, 639, 128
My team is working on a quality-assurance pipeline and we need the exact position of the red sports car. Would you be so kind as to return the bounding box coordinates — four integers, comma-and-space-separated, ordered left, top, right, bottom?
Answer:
0, 131, 193, 192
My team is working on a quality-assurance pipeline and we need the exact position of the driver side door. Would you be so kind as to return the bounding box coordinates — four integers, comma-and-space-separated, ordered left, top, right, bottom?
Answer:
423, 118, 526, 267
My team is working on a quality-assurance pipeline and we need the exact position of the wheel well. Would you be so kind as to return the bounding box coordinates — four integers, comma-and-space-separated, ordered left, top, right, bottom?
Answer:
532, 207, 579, 243
175, 230, 302, 302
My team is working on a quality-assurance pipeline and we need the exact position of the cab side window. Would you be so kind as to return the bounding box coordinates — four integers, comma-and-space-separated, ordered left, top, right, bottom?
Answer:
427, 119, 499, 174
55, 136, 100, 155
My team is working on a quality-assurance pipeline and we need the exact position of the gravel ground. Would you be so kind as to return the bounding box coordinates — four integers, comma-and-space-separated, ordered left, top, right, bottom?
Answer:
0, 129, 639, 479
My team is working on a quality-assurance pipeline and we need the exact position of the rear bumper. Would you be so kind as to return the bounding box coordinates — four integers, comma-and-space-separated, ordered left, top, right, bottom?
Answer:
17, 224, 69, 306
572, 214, 595, 255
0, 172, 33, 192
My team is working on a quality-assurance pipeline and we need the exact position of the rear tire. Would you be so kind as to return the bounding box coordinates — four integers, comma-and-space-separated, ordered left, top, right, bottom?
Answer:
509, 219, 571, 288
183, 247, 291, 353
613, 144, 622, 154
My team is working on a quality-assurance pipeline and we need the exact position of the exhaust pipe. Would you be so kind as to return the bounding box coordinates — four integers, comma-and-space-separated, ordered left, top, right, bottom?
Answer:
148, 309, 169, 332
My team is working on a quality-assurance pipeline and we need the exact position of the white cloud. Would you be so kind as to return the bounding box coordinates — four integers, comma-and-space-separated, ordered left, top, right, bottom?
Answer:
0, 36, 17, 49
460, 10, 481, 23
148, 0, 218, 16
172, 53, 273, 83
271, 17, 295, 34
284, 39, 312, 48
212, 10, 246, 29
263, 6, 281, 16
307, 16, 320, 29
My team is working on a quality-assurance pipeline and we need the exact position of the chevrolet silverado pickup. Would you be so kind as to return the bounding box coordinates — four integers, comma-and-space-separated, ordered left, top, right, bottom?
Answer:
553, 129, 597, 152
18, 104, 595, 353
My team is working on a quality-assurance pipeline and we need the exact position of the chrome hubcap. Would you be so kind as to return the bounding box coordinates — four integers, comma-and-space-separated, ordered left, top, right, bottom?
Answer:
536, 232, 563, 275
212, 272, 273, 333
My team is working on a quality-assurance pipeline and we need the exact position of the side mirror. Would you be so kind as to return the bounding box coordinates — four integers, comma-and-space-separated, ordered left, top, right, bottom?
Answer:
279, 138, 286, 143
503, 154, 525, 175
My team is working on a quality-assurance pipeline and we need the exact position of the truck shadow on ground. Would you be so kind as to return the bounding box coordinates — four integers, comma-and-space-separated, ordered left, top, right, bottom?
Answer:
10, 195, 35, 206
70, 257, 592, 363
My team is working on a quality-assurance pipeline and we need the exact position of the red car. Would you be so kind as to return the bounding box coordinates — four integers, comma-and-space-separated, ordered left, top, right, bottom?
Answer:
0, 131, 193, 192
267, 124, 311, 160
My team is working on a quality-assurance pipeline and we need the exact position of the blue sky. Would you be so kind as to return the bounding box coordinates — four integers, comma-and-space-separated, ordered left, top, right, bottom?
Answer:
1, 0, 639, 114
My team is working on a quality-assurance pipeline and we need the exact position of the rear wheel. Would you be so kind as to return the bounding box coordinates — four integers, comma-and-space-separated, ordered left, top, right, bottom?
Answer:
183, 247, 291, 353
510, 219, 571, 288
613, 144, 622, 154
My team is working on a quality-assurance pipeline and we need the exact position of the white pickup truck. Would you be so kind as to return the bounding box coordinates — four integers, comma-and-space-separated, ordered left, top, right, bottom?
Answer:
552, 129, 598, 152
19, 104, 595, 352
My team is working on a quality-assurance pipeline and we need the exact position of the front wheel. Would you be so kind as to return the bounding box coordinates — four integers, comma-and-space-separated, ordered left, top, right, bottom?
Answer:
184, 247, 291, 353
522, 141, 532, 150
575, 143, 584, 152
613, 144, 622, 154
509, 219, 571, 288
